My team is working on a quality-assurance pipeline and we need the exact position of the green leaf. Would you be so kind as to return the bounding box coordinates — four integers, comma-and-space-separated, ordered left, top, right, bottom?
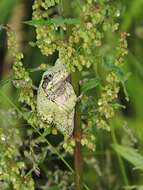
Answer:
24, 18, 80, 27
112, 144, 143, 172
123, 185, 143, 190
81, 77, 100, 94
121, 81, 129, 102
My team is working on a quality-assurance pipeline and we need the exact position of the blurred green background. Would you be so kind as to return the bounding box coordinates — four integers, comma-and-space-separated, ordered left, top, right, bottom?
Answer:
1, 0, 143, 189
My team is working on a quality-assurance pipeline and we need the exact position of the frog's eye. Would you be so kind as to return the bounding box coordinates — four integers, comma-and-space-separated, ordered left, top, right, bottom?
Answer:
42, 76, 49, 89
42, 74, 53, 89
44, 74, 53, 81
48, 74, 53, 80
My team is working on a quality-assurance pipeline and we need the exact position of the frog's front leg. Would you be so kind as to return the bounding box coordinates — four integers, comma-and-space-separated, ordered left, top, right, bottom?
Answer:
76, 94, 83, 103
61, 94, 83, 114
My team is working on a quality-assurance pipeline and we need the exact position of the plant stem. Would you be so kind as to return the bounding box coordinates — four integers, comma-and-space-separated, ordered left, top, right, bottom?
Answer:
72, 71, 83, 190
62, 1, 83, 189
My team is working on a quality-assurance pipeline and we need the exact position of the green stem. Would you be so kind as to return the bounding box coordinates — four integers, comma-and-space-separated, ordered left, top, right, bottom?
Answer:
72, 71, 83, 190
62, 1, 83, 189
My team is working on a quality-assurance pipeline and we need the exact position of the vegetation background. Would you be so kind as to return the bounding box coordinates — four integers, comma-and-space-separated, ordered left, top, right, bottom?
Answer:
0, 0, 143, 190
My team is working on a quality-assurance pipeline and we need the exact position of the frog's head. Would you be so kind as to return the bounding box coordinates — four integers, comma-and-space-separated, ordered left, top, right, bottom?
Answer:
41, 59, 69, 93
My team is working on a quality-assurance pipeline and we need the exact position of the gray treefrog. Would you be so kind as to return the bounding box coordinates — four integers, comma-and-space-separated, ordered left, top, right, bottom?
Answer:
37, 59, 77, 137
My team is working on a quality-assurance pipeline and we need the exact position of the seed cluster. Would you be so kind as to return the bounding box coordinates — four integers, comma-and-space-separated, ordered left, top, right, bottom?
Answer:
32, 0, 120, 72
7, 29, 35, 111
96, 32, 129, 130
0, 111, 34, 190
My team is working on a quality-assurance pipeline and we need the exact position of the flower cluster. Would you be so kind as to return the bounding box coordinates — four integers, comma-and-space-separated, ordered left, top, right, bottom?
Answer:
7, 29, 35, 111
32, 0, 61, 55
63, 138, 76, 154
81, 132, 96, 152
60, 2, 122, 72
32, 0, 120, 72
96, 73, 120, 130
96, 32, 129, 130
0, 110, 34, 190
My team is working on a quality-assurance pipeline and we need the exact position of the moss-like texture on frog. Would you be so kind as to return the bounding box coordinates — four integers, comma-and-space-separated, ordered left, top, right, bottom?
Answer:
37, 59, 77, 137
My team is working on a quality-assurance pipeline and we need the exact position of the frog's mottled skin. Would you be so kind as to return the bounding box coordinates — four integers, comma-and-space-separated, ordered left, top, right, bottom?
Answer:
37, 59, 77, 137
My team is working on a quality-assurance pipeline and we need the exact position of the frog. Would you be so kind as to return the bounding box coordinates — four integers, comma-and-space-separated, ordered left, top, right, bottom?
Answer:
37, 59, 77, 138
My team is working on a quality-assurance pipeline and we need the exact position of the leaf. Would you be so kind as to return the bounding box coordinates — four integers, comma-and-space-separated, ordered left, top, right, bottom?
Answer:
81, 77, 100, 94
123, 185, 143, 190
112, 144, 143, 172
24, 18, 80, 27
121, 81, 129, 101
